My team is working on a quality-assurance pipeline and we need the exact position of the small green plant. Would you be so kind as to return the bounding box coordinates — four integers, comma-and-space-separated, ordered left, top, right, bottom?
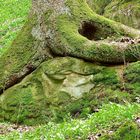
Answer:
0, 103, 139, 140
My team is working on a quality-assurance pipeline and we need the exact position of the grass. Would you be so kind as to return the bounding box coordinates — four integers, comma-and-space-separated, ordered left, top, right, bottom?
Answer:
0, 0, 31, 55
0, 103, 139, 140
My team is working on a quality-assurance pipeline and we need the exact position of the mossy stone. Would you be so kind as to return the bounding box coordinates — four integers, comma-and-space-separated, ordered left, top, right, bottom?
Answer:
0, 57, 139, 125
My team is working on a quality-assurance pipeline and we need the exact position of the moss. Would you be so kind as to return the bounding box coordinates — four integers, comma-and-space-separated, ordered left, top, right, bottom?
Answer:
0, 0, 140, 127
1, 57, 140, 125
0, 14, 37, 91
91, 68, 119, 86
52, 87, 137, 122
124, 61, 140, 83
87, 0, 112, 14
0, 86, 52, 125
104, 0, 140, 29
87, 0, 140, 29
0, 57, 99, 124
100, 121, 140, 140
56, 14, 132, 62
1, 0, 140, 93
50, 0, 140, 63
123, 61, 140, 94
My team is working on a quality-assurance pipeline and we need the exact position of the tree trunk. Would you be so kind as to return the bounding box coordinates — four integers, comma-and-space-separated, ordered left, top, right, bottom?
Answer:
0, 0, 140, 92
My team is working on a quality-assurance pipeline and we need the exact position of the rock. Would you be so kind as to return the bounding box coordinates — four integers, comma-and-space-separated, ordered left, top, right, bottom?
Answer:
135, 117, 140, 127
0, 57, 140, 125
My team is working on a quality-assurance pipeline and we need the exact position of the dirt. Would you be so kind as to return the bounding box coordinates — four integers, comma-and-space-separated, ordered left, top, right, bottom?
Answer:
0, 123, 34, 135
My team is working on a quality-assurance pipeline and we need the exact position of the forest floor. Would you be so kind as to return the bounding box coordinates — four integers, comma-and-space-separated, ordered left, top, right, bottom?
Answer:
0, 103, 140, 139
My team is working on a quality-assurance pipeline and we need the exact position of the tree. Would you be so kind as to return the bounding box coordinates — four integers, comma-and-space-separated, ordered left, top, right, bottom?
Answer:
0, 0, 140, 124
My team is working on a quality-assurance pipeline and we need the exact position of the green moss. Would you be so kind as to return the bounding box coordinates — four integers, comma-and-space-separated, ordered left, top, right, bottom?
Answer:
87, 0, 112, 14
0, 80, 51, 125
1, 57, 140, 125
91, 68, 119, 86
1, 0, 140, 94
123, 62, 140, 96
124, 61, 140, 83
0, 57, 97, 124
87, 0, 140, 29
104, 0, 140, 29
100, 121, 140, 140
0, 15, 37, 91
49, 0, 140, 63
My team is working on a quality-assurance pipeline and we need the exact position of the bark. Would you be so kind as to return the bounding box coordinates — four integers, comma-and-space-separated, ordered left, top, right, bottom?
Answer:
0, 0, 140, 93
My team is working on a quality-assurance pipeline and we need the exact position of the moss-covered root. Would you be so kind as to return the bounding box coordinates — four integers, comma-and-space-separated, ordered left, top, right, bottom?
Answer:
42, 0, 140, 63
